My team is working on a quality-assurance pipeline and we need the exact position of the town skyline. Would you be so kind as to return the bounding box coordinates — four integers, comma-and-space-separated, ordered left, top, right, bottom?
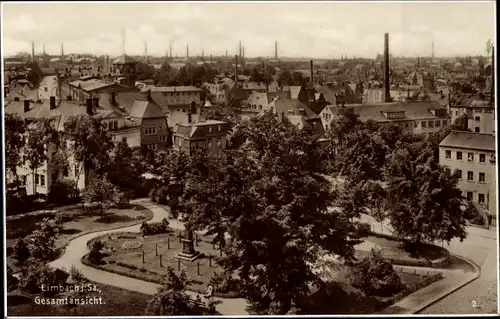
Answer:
2, 1, 496, 59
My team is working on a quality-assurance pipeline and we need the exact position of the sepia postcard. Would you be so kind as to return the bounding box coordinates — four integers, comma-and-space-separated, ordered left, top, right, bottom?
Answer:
2, 1, 498, 316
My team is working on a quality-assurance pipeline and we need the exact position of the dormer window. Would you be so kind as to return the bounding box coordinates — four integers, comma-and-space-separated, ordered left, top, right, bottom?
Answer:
217, 125, 221, 132
208, 126, 213, 132
384, 111, 405, 119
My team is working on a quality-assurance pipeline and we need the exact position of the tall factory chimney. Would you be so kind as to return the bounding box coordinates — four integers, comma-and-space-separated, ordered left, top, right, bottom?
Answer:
239, 41, 242, 59
61, 43, 64, 61
31, 41, 35, 62
383, 33, 391, 103
144, 42, 148, 63
186, 45, 189, 59
275, 41, 278, 59
234, 55, 239, 86
310, 60, 314, 84
169, 43, 172, 58
432, 40, 435, 59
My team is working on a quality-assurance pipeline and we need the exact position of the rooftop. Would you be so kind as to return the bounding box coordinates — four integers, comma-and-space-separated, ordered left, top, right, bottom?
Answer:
439, 131, 495, 152
143, 86, 202, 93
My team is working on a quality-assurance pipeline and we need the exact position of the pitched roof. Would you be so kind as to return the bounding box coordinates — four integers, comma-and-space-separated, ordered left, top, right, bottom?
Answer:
273, 99, 319, 120
439, 131, 495, 152
129, 100, 165, 120
144, 86, 202, 93
347, 101, 446, 122
241, 81, 266, 91
69, 79, 113, 92
40, 67, 57, 75
174, 120, 229, 140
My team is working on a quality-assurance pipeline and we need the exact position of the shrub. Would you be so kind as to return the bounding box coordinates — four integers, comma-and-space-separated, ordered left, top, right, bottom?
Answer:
357, 222, 372, 237
13, 238, 31, 264
48, 179, 75, 205
88, 240, 104, 264
55, 210, 73, 223
141, 221, 170, 236
19, 263, 69, 296
348, 249, 404, 297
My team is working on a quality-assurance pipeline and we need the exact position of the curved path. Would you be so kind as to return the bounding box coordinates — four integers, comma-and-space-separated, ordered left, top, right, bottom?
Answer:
49, 199, 249, 315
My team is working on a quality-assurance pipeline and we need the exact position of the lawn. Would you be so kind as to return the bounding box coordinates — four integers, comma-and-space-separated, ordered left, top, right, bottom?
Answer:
7, 282, 151, 316
356, 235, 449, 267
6, 204, 154, 273
87, 231, 225, 295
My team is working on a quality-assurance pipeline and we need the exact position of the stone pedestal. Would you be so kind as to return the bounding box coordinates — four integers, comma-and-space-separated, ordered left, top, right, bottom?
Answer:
177, 233, 200, 261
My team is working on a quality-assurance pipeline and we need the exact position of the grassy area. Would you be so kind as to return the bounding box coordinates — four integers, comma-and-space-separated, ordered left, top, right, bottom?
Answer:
88, 231, 224, 294
7, 282, 151, 316
357, 235, 449, 267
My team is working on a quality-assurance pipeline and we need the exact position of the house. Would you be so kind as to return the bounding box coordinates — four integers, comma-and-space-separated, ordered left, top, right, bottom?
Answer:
439, 131, 496, 216
449, 95, 495, 134
320, 101, 450, 135
241, 90, 291, 120
202, 82, 228, 105
172, 118, 231, 155
68, 78, 131, 102
266, 99, 324, 135
128, 96, 170, 151
38, 75, 60, 100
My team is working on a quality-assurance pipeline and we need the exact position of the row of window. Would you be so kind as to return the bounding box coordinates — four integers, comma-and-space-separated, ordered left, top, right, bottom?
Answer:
105, 120, 119, 131
208, 125, 223, 133
248, 104, 263, 110
416, 119, 448, 129
465, 191, 486, 204
144, 125, 164, 135
162, 92, 199, 97
445, 150, 494, 163
446, 168, 487, 183
34, 174, 46, 187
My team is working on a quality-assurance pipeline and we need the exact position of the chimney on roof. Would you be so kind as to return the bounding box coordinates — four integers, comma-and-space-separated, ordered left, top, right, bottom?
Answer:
147, 89, 152, 101
310, 60, 314, 85
24, 100, 30, 113
49, 96, 56, 110
86, 98, 93, 115
383, 33, 391, 103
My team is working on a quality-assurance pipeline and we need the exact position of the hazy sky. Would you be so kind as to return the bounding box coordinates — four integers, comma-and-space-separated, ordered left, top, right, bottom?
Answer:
1, 1, 496, 58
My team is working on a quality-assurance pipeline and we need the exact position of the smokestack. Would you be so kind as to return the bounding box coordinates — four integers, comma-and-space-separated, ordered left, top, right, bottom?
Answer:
144, 42, 148, 63
61, 42, 64, 60
49, 96, 56, 110
432, 40, 434, 59
383, 33, 391, 103
169, 44, 172, 58
239, 41, 242, 59
186, 45, 189, 59
275, 41, 278, 59
310, 60, 314, 84
86, 98, 93, 115
235, 54, 238, 85
24, 100, 30, 113
31, 41, 35, 62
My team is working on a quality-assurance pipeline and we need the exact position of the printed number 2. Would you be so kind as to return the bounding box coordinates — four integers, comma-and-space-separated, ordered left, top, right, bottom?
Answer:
472, 300, 479, 308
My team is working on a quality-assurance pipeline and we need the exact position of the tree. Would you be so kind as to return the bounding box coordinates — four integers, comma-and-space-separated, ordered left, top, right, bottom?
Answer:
203, 104, 240, 125
24, 118, 60, 195
83, 177, 122, 217
26, 61, 43, 86
364, 181, 389, 234
184, 116, 361, 314
26, 217, 61, 262
13, 238, 31, 264
145, 267, 215, 315
136, 62, 156, 81
5, 114, 26, 185
64, 115, 115, 190
383, 147, 468, 245
107, 139, 145, 198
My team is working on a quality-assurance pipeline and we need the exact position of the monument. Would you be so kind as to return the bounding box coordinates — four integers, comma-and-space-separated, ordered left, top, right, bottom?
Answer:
177, 229, 201, 261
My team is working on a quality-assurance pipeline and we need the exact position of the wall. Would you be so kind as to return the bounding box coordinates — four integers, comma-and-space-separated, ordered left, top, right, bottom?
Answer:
38, 75, 59, 100
439, 146, 496, 214
411, 117, 451, 135
111, 128, 142, 148
468, 108, 495, 134
141, 117, 169, 150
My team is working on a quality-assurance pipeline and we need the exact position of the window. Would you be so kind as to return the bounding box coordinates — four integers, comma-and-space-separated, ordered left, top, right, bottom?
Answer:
475, 116, 480, 121
122, 137, 127, 143
491, 155, 496, 162
21, 175, 27, 185
467, 171, 474, 181
475, 127, 480, 133
144, 127, 157, 135
445, 150, 451, 159
159, 135, 167, 142
217, 138, 221, 147
479, 172, 485, 182
217, 125, 221, 132
147, 143, 157, 150
208, 140, 212, 148
456, 151, 462, 160
478, 193, 485, 204
421, 121, 427, 128
435, 120, 441, 127
113, 121, 118, 130
35, 174, 40, 185
468, 152, 474, 162
44, 87, 48, 92
456, 169, 462, 179
208, 126, 212, 132
40, 175, 45, 187
443, 120, 448, 126
405, 123, 409, 128
466, 192, 473, 201
414, 121, 418, 128
480, 154, 486, 163
428, 121, 434, 128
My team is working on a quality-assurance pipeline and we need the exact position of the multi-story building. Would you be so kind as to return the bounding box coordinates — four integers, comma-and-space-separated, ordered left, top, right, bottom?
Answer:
5, 96, 142, 196
320, 101, 450, 135
439, 131, 496, 216
68, 78, 130, 103
449, 97, 495, 134
38, 75, 60, 100
128, 97, 170, 151
241, 90, 291, 120
266, 99, 324, 135
172, 118, 231, 155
